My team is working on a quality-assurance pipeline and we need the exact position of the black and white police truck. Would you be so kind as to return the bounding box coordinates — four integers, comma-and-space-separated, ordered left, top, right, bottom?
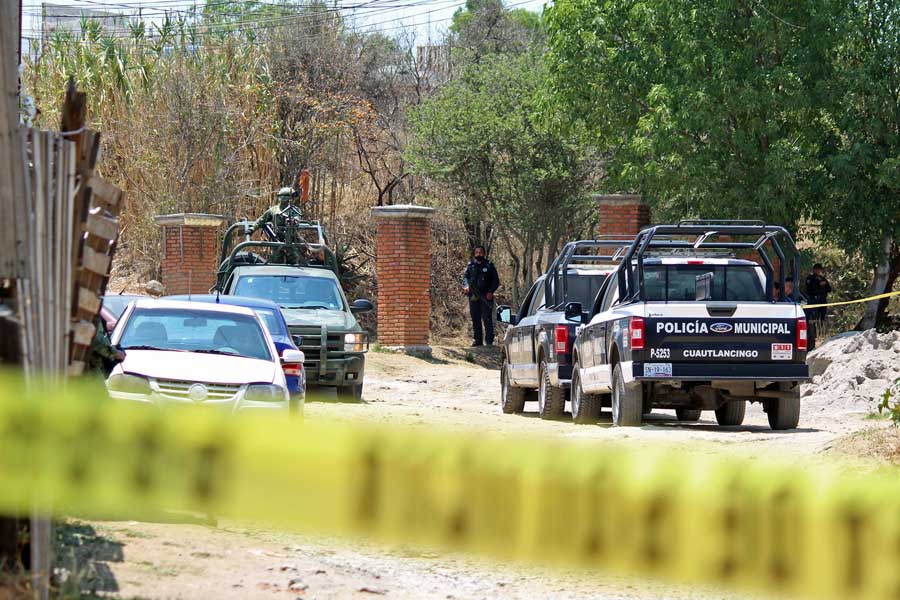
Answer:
567, 222, 809, 429
497, 239, 633, 420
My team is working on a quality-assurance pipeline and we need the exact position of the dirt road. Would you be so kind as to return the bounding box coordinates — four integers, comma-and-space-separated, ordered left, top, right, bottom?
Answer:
311, 347, 867, 461
67, 346, 879, 599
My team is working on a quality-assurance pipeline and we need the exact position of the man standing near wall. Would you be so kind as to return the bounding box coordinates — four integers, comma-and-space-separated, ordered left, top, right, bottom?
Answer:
463, 245, 500, 347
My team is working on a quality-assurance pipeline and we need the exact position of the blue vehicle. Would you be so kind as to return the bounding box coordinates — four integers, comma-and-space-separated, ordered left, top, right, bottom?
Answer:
167, 294, 305, 408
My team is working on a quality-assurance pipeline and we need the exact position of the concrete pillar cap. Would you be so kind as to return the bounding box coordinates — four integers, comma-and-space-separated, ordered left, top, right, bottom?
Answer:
371, 205, 435, 219
154, 213, 230, 227
593, 194, 644, 206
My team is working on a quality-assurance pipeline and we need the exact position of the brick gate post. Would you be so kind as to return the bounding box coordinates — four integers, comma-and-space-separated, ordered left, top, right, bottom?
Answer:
595, 194, 651, 237
371, 205, 435, 353
154, 213, 229, 295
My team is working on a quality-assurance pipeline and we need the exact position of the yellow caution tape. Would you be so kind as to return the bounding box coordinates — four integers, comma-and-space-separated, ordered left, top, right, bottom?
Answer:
805, 289, 900, 309
1, 372, 900, 599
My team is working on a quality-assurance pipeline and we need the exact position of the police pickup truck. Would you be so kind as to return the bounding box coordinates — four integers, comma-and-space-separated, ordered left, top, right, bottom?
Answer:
567, 222, 809, 430
496, 239, 632, 420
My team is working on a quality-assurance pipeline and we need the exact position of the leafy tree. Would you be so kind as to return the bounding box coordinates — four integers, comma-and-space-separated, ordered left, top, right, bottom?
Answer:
450, 0, 544, 64
545, 0, 835, 229
407, 51, 597, 300
814, 0, 900, 328
545, 0, 900, 328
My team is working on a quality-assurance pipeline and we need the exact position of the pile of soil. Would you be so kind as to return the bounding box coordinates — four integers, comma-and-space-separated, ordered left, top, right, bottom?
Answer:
803, 329, 900, 414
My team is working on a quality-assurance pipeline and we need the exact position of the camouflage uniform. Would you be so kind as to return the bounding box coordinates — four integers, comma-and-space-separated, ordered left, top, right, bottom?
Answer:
252, 187, 305, 265
87, 315, 120, 376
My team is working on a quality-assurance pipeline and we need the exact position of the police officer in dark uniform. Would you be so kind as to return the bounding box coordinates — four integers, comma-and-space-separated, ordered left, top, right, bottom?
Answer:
805, 263, 832, 323
463, 245, 500, 347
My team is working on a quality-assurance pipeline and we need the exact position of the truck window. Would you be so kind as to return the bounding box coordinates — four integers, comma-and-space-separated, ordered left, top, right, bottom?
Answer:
643, 265, 766, 302
517, 281, 539, 321
234, 275, 345, 310
565, 272, 608, 306
528, 283, 546, 317
600, 277, 619, 312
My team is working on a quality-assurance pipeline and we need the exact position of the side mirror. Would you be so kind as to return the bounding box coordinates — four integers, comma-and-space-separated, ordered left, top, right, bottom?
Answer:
497, 305, 517, 325
564, 302, 585, 323
281, 349, 305, 364
350, 298, 374, 313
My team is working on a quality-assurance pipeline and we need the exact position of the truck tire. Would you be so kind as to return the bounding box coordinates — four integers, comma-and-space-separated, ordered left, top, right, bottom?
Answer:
538, 360, 565, 419
611, 363, 642, 427
675, 408, 701, 422
338, 383, 363, 402
571, 366, 600, 424
765, 389, 801, 430
500, 360, 526, 414
715, 400, 745, 426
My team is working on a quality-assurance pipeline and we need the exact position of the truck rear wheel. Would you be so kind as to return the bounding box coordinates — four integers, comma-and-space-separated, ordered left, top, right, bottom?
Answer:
765, 389, 801, 430
715, 400, 745, 426
611, 363, 642, 427
538, 360, 565, 419
675, 408, 701, 422
571, 366, 600, 424
501, 360, 526, 414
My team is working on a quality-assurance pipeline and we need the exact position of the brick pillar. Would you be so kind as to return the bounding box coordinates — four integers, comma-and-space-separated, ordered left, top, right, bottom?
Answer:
154, 213, 229, 295
372, 205, 434, 353
595, 194, 651, 237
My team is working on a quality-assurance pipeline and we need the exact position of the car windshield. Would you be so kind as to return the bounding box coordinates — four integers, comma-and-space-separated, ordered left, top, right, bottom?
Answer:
119, 307, 272, 360
643, 264, 766, 302
234, 275, 344, 310
101, 295, 138, 319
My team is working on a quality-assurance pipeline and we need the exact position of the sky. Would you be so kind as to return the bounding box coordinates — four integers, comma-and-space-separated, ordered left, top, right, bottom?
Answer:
20, 0, 548, 49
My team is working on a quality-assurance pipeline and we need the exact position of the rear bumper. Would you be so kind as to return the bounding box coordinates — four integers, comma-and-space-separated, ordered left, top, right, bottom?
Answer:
631, 362, 809, 382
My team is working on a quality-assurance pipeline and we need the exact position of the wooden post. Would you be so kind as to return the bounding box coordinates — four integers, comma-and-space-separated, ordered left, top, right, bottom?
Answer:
0, 0, 26, 279
0, 0, 25, 577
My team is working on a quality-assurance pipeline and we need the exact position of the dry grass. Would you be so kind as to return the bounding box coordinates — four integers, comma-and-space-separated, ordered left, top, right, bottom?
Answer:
830, 423, 900, 464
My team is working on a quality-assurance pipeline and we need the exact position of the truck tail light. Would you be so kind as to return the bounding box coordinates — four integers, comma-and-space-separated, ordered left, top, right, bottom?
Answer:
797, 318, 808, 351
630, 317, 645, 350
554, 325, 569, 354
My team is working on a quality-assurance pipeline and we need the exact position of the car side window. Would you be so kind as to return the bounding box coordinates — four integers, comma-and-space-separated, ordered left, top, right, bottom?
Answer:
528, 283, 546, 317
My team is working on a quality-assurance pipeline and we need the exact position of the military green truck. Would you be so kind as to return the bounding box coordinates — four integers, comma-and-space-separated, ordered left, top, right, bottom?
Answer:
214, 219, 372, 400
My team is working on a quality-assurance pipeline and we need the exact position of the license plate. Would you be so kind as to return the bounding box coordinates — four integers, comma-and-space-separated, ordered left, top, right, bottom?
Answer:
644, 363, 673, 377
771, 343, 793, 361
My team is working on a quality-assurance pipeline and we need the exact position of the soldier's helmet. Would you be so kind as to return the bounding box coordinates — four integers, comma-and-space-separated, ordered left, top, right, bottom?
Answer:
277, 187, 297, 206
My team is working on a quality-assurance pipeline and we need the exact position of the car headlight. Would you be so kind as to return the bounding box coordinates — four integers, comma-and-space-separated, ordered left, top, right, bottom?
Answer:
107, 373, 151, 395
344, 332, 368, 352
244, 383, 286, 403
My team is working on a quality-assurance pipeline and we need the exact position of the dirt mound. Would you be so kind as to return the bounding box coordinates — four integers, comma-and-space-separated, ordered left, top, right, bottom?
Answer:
802, 329, 900, 414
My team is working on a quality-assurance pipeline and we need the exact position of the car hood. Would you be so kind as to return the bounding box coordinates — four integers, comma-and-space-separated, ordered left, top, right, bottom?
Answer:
120, 350, 277, 384
281, 309, 358, 331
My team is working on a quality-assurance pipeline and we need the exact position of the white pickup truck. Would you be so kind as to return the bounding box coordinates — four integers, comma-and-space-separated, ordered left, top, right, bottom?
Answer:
566, 222, 810, 430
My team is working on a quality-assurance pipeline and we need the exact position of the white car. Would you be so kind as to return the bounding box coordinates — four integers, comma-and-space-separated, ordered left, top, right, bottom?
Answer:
107, 299, 304, 413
